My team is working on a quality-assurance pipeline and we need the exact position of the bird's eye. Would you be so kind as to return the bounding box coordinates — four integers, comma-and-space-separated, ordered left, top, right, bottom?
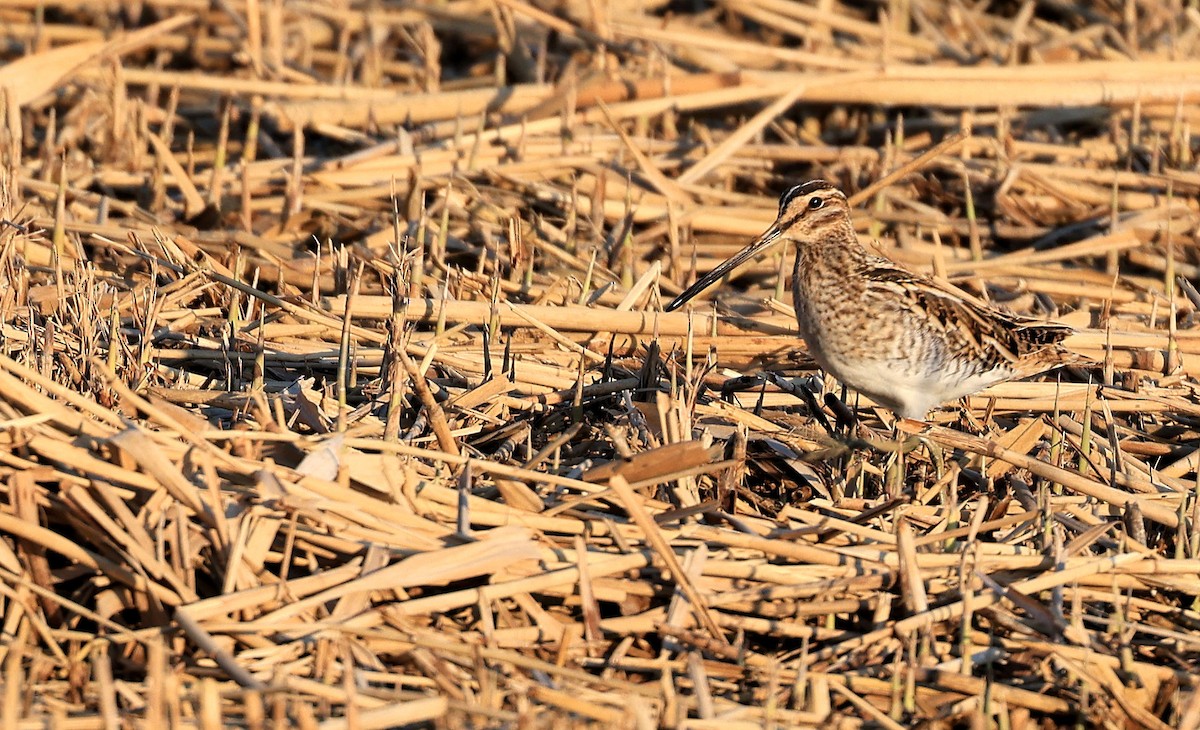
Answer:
808, 197, 824, 210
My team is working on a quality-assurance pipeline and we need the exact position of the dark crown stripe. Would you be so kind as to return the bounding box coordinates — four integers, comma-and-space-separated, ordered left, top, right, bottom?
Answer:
778, 179, 836, 210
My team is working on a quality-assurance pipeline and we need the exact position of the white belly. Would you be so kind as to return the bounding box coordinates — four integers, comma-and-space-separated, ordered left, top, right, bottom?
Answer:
813, 348, 1014, 420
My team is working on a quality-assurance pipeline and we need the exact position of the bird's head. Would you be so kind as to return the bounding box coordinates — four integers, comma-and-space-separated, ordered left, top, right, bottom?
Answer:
770, 180, 849, 242
664, 180, 849, 312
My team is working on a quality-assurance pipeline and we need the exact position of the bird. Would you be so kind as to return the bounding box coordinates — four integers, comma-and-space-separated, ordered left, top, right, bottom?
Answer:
664, 179, 1082, 420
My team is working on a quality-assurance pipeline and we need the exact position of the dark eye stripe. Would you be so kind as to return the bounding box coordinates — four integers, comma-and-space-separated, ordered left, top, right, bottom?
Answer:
778, 213, 802, 231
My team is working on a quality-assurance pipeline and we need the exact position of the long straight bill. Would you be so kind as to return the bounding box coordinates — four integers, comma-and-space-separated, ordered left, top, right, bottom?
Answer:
664, 224, 784, 311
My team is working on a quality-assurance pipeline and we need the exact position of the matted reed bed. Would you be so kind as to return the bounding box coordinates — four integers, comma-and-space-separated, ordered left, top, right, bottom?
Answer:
0, 1, 1199, 727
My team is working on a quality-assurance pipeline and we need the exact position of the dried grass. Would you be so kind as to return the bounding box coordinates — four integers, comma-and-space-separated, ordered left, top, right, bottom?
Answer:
0, 1, 1199, 727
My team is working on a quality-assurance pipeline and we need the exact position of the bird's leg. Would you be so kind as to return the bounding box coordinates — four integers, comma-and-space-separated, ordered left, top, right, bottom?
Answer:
823, 391, 859, 436
878, 417, 947, 500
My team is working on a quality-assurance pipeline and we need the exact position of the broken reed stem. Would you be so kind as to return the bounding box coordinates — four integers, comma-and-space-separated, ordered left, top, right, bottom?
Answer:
398, 347, 459, 457
607, 474, 730, 648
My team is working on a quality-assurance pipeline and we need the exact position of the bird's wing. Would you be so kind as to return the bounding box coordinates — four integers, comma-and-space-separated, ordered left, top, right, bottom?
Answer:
860, 259, 1072, 366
